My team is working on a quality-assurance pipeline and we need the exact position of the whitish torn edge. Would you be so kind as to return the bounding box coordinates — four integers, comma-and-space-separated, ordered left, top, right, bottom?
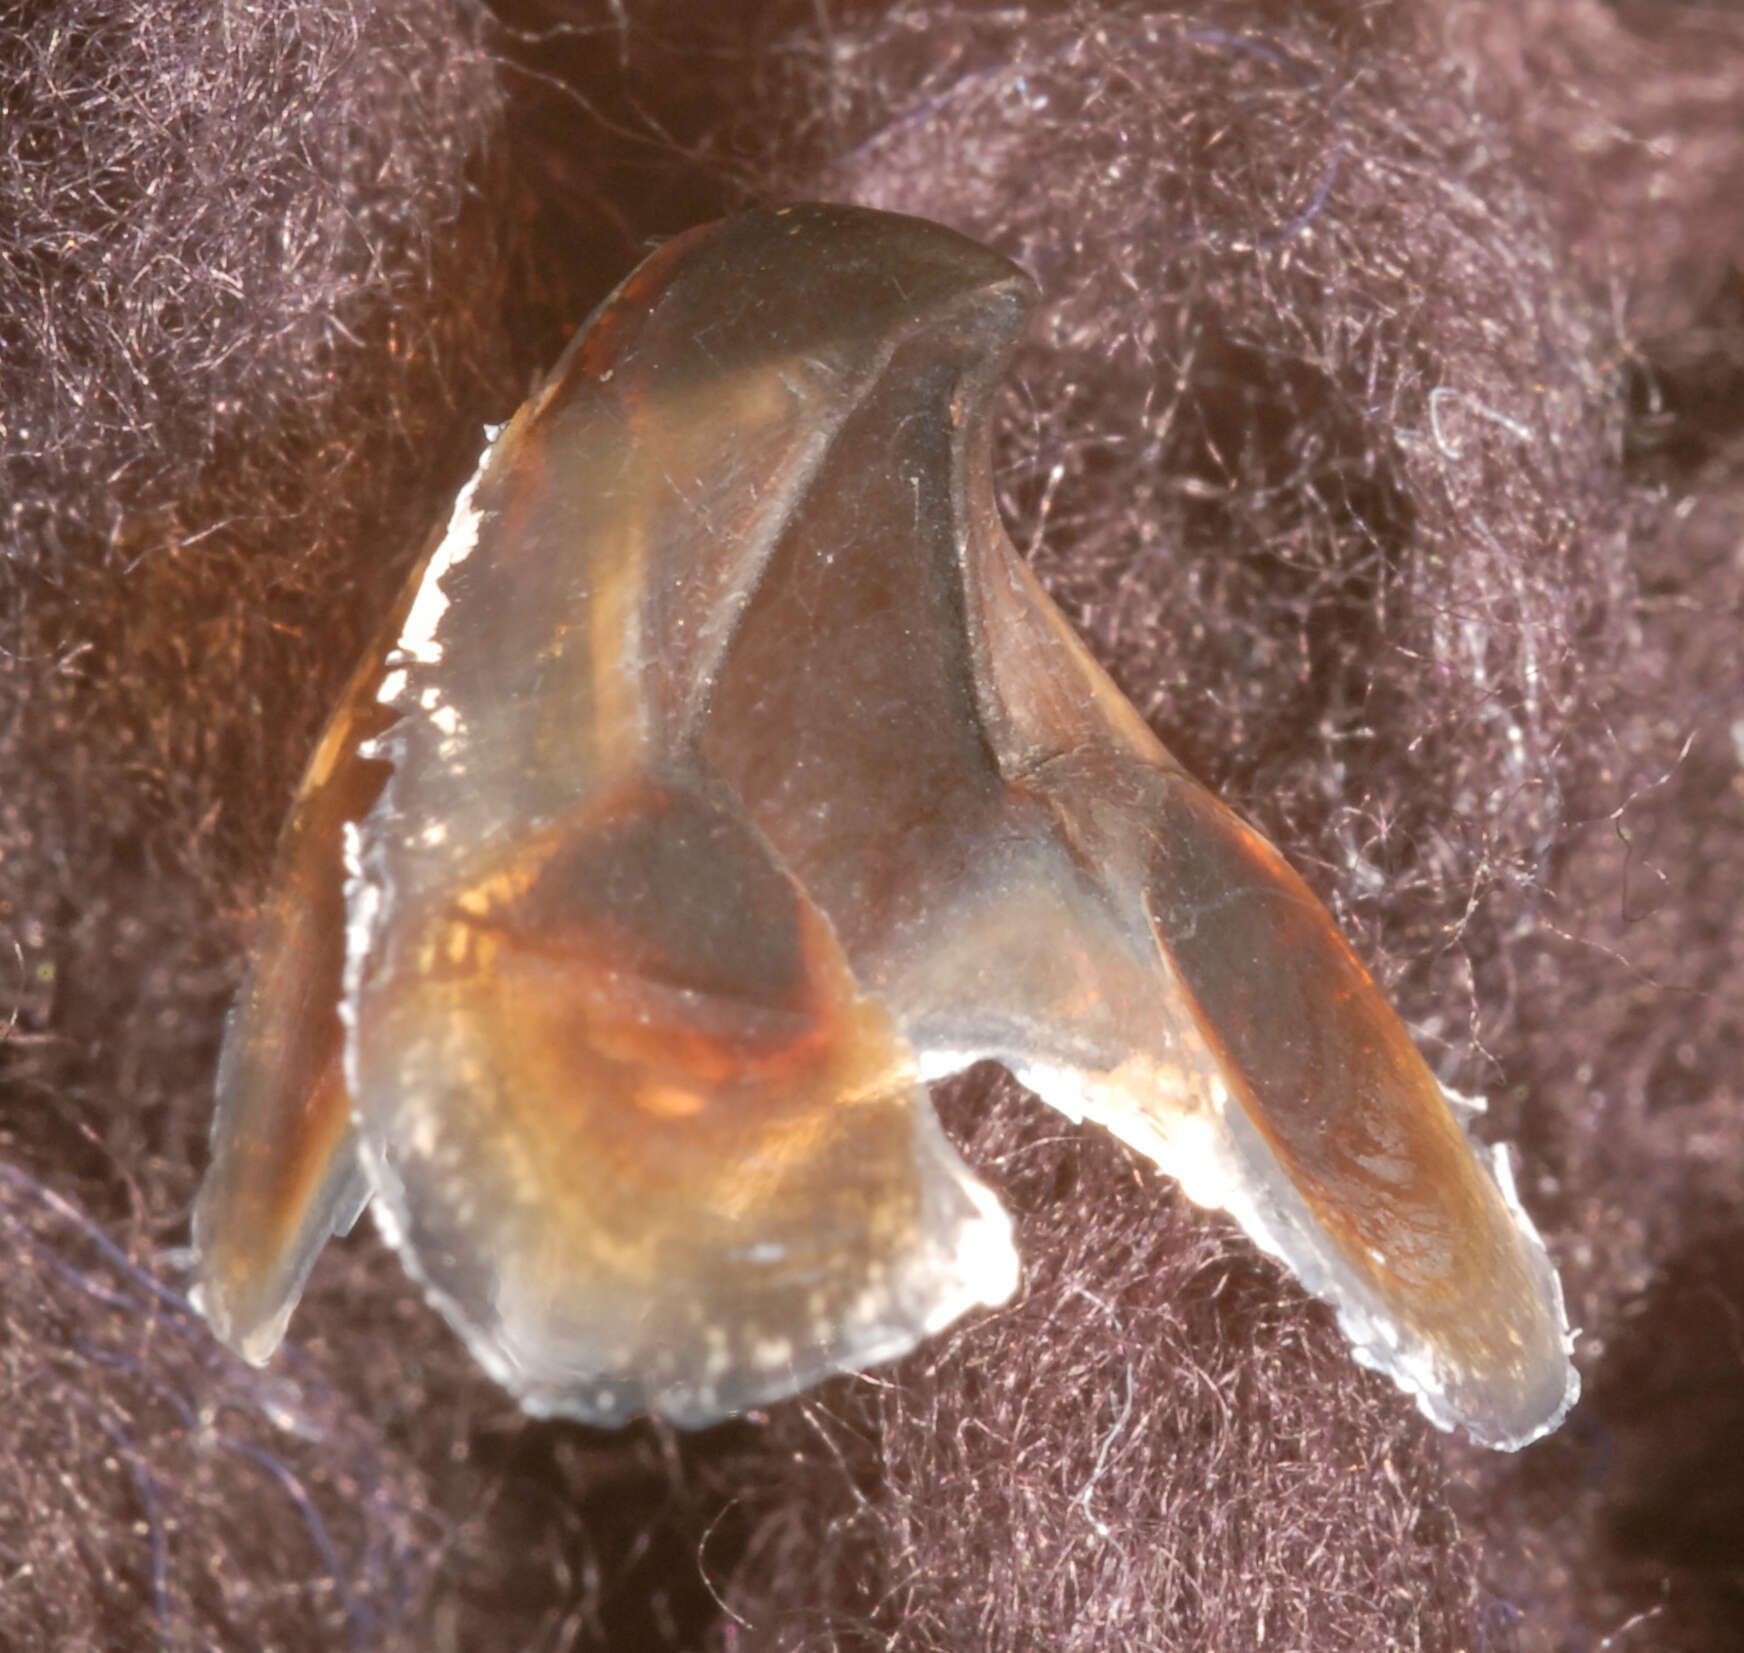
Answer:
1199, 1110, 1579, 1451
1017, 1048, 1577, 1450
378, 424, 504, 682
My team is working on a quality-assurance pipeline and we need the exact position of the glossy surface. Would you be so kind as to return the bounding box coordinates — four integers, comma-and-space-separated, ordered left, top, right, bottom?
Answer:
194, 203, 1576, 1446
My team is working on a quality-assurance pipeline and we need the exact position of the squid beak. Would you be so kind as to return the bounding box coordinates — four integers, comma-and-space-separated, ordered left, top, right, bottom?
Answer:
194, 203, 1575, 1446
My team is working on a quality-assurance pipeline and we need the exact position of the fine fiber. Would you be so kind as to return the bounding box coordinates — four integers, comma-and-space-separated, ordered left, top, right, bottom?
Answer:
2, 1, 1740, 1649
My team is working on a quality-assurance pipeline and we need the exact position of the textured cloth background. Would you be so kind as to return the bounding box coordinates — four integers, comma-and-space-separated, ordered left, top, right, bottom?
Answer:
1, 1, 1739, 1648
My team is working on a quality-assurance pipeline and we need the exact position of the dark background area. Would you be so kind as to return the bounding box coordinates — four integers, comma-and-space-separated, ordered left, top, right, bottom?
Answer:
1, 1, 1740, 1648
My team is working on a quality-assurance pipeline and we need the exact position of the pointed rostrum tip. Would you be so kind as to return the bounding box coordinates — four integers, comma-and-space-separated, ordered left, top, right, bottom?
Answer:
192, 203, 1576, 1447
